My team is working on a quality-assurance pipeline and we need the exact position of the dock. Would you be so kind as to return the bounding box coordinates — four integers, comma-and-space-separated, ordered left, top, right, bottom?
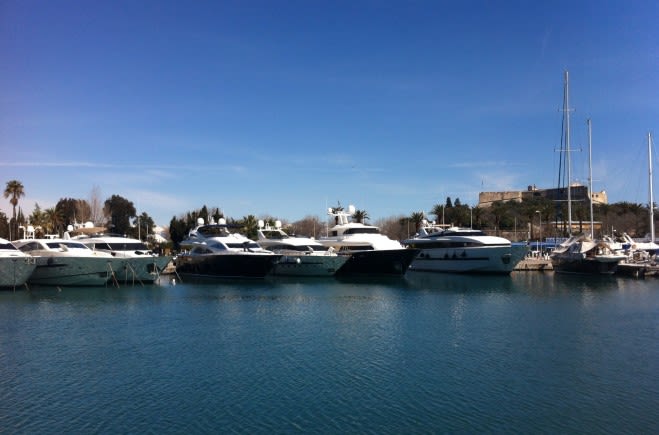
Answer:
515, 258, 553, 271
616, 262, 659, 278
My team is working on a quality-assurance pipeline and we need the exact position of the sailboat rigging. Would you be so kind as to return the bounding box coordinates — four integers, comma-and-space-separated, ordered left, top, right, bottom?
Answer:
550, 72, 626, 274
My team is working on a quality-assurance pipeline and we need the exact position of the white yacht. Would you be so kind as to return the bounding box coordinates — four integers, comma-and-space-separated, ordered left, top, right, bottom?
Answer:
255, 220, 347, 276
74, 233, 171, 283
0, 237, 37, 289
317, 205, 419, 276
176, 218, 280, 279
13, 237, 118, 286
402, 222, 527, 274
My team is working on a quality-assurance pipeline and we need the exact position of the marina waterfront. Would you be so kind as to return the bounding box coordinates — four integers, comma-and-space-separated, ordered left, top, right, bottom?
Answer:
1, 273, 658, 433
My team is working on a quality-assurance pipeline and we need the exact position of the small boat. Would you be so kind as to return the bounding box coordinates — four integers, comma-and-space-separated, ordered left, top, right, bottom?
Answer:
551, 234, 626, 275
13, 237, 118, 286
0, 237, 37, 289
317, 205, 419, 276
402, 222, 527, 274
176, 218, 280, 279
256, 220, 348, 276
74, 233, 172, 283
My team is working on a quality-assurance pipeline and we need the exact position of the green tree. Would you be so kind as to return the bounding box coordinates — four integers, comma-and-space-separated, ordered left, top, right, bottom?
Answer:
43, 207, 65, 235
430, 203, 444, 226
488, 201, 507, 235
239, 215, 259, 240
55, 198, 91, 228
104, 195, 136, 235
3, 180, 25, 240
168, 215, 188, 248
131, 212, 155, 241
0, 211, 9, 239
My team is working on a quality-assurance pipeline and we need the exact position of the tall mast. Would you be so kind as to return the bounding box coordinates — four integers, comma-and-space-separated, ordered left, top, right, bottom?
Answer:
566, 71, 573, 234
649, 132, 655, 242
588, 118, 594, 237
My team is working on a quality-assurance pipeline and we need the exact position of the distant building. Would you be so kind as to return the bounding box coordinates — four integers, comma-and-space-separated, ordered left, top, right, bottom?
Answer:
478, 183, 608, 208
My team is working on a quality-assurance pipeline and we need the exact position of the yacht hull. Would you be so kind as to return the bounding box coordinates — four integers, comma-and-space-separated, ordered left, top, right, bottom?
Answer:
271, 255, 348, 277
0, 257, 37, 288
28, 256, 117, 286
176, 253, 280, 279
409, 245, 527, 274
551, 255, 621, 275
335, 249, 419, 276
111, 256, 172, 283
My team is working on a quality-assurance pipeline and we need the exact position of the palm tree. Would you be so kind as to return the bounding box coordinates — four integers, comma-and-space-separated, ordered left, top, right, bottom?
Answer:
409, 211, 425, 233
43, 207, 64, 236
4, 180, 25, 240
430, 203, 444, 226
240, 214, 259, 240
352, 209, 369, 224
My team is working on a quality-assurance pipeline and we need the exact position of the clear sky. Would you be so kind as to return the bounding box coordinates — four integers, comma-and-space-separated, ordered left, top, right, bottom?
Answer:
2, 0, 658, 227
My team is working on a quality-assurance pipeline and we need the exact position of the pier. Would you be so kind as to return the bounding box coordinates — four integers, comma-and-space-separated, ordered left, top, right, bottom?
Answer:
616, 262, 659, 278
514, 257, 553, 271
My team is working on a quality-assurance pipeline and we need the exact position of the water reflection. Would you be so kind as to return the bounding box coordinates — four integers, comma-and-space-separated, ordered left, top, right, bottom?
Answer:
405, 270, 515, 293
511, 271, 622, 298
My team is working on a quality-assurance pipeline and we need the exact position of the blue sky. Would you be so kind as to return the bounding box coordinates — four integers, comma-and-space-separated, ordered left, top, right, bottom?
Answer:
2, 0, 658, 227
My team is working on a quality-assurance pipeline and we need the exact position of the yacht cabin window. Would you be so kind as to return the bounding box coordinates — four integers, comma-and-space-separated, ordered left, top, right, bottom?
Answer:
46, 242, 88, 250
344, 228, 380, 235
19, 242, 42, 252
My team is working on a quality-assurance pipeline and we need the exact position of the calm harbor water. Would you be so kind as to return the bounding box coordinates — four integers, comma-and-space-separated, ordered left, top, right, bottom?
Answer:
1, 272, 657, 434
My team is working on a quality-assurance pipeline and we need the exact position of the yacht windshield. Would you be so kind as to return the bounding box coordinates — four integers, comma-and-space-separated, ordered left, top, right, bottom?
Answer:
198, 225, 231, 237
0, 242, 18, 250
107, 242, 148, 250
227, 242, 262, 250
209, 243, 227, 251
267, 244, 315, 252
344, 228, 380, 235
46, 242, 88, 250
88, 242, 148, 251
263, 230, 288, 240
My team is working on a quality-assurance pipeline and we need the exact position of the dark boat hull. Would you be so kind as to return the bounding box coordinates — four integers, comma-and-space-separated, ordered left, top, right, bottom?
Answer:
335, 249, 419, 276
551, 257, 620, 275
175, 253, 280, 279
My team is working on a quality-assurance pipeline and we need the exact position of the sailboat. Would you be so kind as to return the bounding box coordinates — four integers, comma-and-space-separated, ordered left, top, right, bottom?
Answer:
550, 72, 626, 275
605, 133, 659, 259
631, 133, 659, 255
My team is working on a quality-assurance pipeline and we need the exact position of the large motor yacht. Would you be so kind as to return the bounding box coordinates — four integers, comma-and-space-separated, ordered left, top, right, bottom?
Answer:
13, 234, 118, 286
402, 222, 527, 274
255, 220, 347, 276
74, 233, 171, 283
0, 237, 36, 289
317, 205, 419, 276
176, 218, 280, 279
